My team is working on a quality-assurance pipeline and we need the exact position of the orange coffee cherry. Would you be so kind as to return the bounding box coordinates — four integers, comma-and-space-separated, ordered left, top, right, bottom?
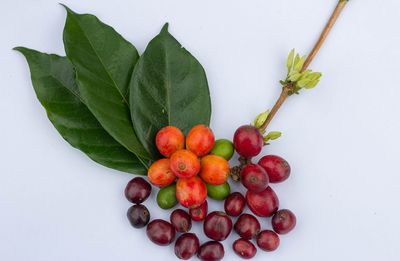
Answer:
156, 126, 185, 157
186, 124, 215, 157
148, 159, 176, 188
170, 150, 200, 179
200, 155, 230, 185
176, 176, 207, 208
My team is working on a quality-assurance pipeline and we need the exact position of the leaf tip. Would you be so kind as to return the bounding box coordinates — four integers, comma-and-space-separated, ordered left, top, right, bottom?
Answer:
161, 23, 169, 33
59, 3, 74, 14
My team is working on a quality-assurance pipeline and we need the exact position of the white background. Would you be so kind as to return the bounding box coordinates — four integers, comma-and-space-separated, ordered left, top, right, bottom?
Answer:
1, 0, 399, 260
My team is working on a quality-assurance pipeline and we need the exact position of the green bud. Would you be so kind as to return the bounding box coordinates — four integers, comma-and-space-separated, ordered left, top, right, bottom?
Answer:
297, 78, 311, 88
288, 72, 302, 82
254, 110, 270, 128
286, 49, 295, 75
263, 131, 282, 142
294, 55, 307, 72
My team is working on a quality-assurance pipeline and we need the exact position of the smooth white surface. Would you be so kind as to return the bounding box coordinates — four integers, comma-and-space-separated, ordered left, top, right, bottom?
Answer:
1, 0, 400, 260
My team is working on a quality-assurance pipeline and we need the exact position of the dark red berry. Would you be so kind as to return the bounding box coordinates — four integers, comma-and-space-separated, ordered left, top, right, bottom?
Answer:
272, 209, 297, 234
233, 125, 263, 158
232, 238, 257, 259
246, 186, 279, 217
189, 200, 208, 221
224, 192, 246, 217
197, 241, 225, 261
146, 219, 176, 246
256, 230, 280, 251
125, 177, 152, 204
258, 155, 291, 183
234, 213, 261, 239
175, 233, 200, 260
203, 211, 232, 241
240, 163, 269, 192
127, 204, 150, 228
170, 209, 192, 233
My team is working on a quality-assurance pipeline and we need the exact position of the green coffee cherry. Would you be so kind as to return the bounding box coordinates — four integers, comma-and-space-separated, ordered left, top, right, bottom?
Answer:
157, 184, 177, 209
211, 139, 234, 161
206, 182, 231, 200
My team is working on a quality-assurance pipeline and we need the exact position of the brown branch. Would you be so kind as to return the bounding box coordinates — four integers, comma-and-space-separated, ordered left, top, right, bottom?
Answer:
259, 0, 348, 132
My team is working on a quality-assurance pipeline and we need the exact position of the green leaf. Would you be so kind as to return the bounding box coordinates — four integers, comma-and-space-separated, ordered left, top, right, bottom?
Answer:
130, 24, 212, 158
286, 49, 295, 75
15, 47, 148, 175
62, 6, 152, 160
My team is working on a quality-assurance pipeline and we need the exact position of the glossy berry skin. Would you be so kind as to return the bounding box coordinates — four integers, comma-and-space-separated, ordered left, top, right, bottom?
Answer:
258, 155, 291, 183
176, 176, 207, 208
146, 219, 176, 246
127, 204, 150, 228
234, 214, 261, 240
240, 163, 269, 193
197, 241, 225, 261
233, 125, 263, 158
206, 182, 230, 201
156, 126, 185, 157
170, 150, 201, 179
148, 159, 176, 187
272, 209, 297, 234
256, 230, 280, 251
125, 177, 152, 204
157, 184, 178, 209
170, 209, 192, 233
211, 139, 234, 161
246, 187, 279, 217
189, 201, 208, 221
203, 211, 233, 241
224, 192, 246, 217
175, 233, 200, 260
186, 124, 215, 157
232, 238, 257, 259
200, 155, 230, 185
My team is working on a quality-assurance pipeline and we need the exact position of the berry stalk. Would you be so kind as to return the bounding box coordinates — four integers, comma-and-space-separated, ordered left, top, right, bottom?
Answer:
259, 0, 349, 132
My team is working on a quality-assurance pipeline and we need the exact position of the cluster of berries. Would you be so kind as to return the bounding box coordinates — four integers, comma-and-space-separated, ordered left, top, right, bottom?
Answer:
148, 124, 231, 209
124, 123, 296, 260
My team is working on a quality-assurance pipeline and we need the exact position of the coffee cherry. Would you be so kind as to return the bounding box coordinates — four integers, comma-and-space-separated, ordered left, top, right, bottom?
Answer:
200, 155, 230, 185
156, 183, 178, 209
176, 176, 207, 208
146, 219, 176, 246
256, 230, 280, 251
125, 177, 152, 204
211, 139, 234, 161
206, 182, 230, 201
224, 192, 246, 217
246, 186, 279, 217
233, 125, 263, 158
170, 150, 200, 178
234, 213, 261, 240
258, 155, 291, 183
203, 211, 233, 241
197, 241, 224, 261
148, 159, 176, 188
189, 200, 208, 221
186, 124, 215, 157
272, 209, 297, 234
240, 163, 269, 193
156, 126, 184, 157
175, 233, 200, 260
127, 204, 150, 228
232, 238, 257, 259
170, 209, 192, 233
